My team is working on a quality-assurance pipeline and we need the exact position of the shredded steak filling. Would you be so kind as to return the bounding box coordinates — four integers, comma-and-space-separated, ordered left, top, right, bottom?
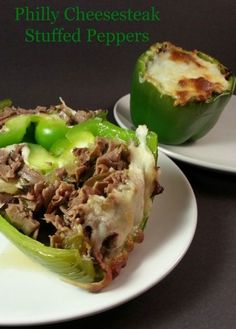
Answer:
0, 135, 162, 279
0, 104, 105, 128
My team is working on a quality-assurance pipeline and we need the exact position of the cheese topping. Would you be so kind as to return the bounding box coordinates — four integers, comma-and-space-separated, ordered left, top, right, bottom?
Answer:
145, 43, 229, 105
82, 126, 157, 252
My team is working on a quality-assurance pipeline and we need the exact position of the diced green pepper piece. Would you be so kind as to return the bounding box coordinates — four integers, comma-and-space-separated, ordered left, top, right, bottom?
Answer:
66, 130, 95, 148
0, 115, 32, 148
35, 116, 69, 150
66, 117, 157, 158
50, 138, 73, 157
27, 143, 58, 173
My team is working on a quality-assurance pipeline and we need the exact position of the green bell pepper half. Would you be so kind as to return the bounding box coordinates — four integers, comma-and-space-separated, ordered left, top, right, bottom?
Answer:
130, 42, 236, 145
0, 115, 32, 148
0, 107, 158, 290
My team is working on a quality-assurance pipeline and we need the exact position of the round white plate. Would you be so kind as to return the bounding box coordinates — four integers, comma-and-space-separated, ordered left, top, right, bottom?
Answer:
0, 152, 197, 326
114, 94, 236, 173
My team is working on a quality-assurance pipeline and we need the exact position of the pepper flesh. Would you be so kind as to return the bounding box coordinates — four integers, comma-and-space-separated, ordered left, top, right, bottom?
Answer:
0, 216, 101, 288
0, 115, 32, 148
0, 112, 157, 160
130, 42, 236, 145
0, 113, 68, 149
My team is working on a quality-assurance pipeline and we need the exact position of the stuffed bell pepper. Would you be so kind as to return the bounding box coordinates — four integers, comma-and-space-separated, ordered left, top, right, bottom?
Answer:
130, 42, 236, 145
0, 99, 163, 292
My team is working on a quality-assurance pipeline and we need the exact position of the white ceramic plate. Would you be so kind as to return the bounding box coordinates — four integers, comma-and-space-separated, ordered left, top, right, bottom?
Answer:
114, 94, 236, 173
0, 152, 197, 326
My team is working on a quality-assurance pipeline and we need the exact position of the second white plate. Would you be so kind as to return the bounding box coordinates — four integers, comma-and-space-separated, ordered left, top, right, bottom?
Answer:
114, 94, 236, 173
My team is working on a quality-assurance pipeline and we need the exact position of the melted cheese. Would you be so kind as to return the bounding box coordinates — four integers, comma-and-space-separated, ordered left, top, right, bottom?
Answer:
145, 45, 229, 105
83, 126, 157, 252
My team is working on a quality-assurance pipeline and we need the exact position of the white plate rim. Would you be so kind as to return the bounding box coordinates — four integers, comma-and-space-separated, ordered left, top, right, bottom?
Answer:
114, 93, 236, 173
0, 152, 197, 326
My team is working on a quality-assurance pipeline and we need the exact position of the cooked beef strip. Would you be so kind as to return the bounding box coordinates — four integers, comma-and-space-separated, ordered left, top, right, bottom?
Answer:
73, 138, 130, 177
18, 165, 44, 185
102, 170, 128, 195
95, 142, 130, 174
0, 193, 14, 209
0, 148, 10, 164
73, 109, 106, 124
46, 181, 75, 213
0, 104, 106, 128
62, 186, 97, 229
73, 137, 109, 165
4, 202, 40, 239
0, 106, 48, 128
19, 181, 53, 212
0, 145, 24, 181
44, 213, 66, 231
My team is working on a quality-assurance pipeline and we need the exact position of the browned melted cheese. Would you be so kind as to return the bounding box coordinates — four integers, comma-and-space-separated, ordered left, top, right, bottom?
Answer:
170, 49, 203, 68
177, 77, 224, 104
145, 42, 229, 105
